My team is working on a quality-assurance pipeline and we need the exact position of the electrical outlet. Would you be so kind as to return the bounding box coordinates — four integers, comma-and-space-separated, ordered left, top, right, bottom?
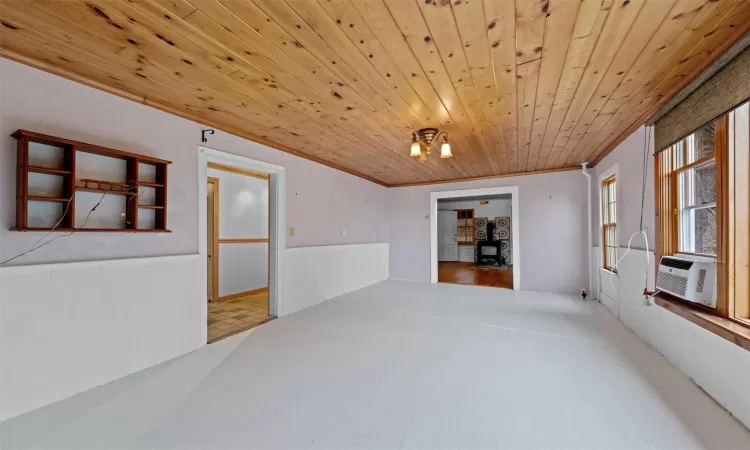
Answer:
342, 229, 347, 237
289, 227, 295, 236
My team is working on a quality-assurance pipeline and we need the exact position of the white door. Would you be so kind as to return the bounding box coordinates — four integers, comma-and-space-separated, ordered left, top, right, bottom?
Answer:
438, 211, 459, 262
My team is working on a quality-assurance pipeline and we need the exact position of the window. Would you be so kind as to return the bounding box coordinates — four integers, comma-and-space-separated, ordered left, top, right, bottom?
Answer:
601, 175, 617, 271
456, 209, 474, 245
677, 122, 717, 255
656, 102, 750, 325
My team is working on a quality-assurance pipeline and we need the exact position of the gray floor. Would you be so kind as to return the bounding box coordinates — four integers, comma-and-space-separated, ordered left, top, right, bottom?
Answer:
2, 280, 749, 449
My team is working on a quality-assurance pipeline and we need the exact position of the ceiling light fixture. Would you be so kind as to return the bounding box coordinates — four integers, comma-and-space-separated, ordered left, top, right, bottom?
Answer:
410, 128, 452, 161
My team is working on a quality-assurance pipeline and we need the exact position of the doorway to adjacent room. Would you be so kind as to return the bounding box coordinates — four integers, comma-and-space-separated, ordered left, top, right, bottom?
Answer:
200, 147, 286, 344
431, 187, 520, 290
205, 163, 274, 342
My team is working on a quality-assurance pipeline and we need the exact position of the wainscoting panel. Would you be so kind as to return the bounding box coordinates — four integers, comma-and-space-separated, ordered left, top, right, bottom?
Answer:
219, 242, 268, 297
283, 243, 388, 315
0, 255, 204, 421
594, 246, 750, 429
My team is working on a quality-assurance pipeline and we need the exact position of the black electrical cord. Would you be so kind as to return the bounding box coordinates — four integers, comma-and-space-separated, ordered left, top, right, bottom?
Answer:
639, 126, 652, 232
0, 193, 107, 266
0, 183, 143, 266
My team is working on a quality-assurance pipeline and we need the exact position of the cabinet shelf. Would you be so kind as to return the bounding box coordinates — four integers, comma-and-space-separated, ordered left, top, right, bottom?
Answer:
13, 130, 171, 232
14, 227, 172, 233
138, 181, 164, 188
28, 166, 71, 176
28, 195, 71, 203
75, 186, 135, 196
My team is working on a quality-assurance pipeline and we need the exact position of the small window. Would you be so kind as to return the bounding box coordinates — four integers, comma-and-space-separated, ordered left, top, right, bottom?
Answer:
601, 175, 617, 271
677, 122, 717, 255
456, 209, 474, 245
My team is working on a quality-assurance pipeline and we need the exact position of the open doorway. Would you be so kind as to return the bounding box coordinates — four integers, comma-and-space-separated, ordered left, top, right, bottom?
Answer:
437, 195, 514, 289
205, 163, 274, 343
430, 186, 520, 290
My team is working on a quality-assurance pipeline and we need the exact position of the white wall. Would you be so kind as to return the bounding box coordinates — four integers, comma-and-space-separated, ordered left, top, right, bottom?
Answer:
389, 170, 588, 293
208, 168, 269, 296
283, 243, 389, 315
0, 58, 390, 266
591, 125, 750, 429
595, 246, 750, 430
0, 58, 391, 421
592, 126, 655, 251
0, 255, 203, 421
218, 243, 268, 296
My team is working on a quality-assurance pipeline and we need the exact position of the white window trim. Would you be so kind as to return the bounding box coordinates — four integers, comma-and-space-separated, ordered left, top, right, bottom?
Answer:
599, 163, 619, 272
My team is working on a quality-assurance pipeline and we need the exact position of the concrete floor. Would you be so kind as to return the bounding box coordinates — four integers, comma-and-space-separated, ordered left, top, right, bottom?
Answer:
1, 280, 748, 449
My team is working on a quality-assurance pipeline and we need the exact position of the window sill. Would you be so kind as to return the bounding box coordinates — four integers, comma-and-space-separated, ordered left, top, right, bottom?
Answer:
654, 293, 750, 352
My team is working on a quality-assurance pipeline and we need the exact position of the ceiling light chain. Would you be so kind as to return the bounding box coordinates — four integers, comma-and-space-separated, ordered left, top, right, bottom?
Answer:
410, 128, 452, 161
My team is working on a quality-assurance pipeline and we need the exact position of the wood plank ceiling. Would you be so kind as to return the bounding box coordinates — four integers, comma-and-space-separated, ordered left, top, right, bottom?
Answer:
1, 0, 749, 186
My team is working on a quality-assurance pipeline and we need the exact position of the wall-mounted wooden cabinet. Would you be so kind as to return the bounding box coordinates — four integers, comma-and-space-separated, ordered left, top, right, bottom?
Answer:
12, 130, 172, 232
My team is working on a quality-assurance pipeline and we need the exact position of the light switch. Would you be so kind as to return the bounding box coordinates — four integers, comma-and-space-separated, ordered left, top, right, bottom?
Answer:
290, 227, 295, 236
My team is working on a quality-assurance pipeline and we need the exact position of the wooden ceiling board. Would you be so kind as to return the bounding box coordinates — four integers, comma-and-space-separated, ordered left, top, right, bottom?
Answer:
379, 0, 496, 176
525, 0, 581, 172
415, 0, 504, 175
1, 0, 748, 186
156, 0, 435, 180
4, 3, 408, 184
537, 0, 612, 169
562, 0, 677, 166
348, 0, 481, 178
135, 0, 432, 179
228, 0, 451, 181
589, 0, 750, 163
514, 0, 547, 66
484, 0, 519, 173
150, 2, 425, 181
516, 58, 541, 173
451, 0, 510, 173
546, 0, 646, 169
317, 0, 474, 179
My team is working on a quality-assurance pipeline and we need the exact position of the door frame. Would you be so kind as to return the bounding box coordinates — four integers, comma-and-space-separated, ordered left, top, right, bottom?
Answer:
429, 186, 520, 290
206, 176, 220, 303
198, 147, 286, 343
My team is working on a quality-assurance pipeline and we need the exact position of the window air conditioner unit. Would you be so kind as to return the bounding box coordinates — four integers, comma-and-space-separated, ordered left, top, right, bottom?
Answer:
656, 256, 716, 308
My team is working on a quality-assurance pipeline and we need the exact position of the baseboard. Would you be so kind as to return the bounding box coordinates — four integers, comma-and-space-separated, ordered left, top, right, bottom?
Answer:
218, 287, 268, 302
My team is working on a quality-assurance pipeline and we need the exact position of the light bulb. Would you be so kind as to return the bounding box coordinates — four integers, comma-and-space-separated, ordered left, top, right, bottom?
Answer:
440, 140, 452, 158
410, 139, 421, 157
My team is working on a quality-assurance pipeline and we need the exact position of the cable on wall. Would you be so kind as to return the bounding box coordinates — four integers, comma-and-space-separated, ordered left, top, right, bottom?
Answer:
0, 183, 145, 266
607, 126, 658, 316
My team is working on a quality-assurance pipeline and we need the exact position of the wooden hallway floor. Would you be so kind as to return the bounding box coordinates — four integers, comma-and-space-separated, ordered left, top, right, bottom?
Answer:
438, 262, 513, 289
